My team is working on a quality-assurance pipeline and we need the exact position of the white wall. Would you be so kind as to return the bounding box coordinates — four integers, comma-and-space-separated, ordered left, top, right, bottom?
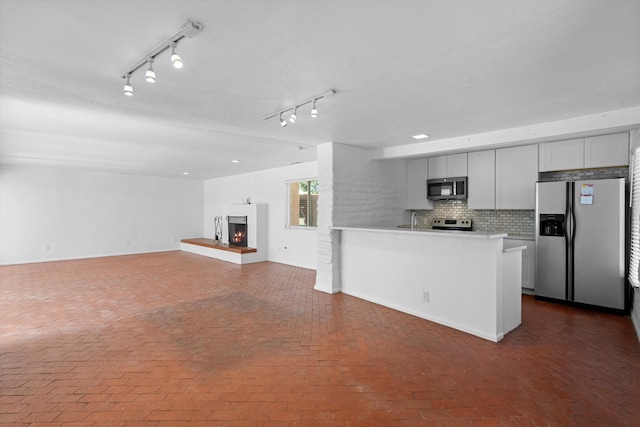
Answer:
0, 165, 203, 265
203, 161, 318, 270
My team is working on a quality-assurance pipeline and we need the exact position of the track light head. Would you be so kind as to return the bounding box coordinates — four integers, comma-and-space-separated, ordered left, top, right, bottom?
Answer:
170, 43, 183, 69
311, 99, 318, 118
289, 107, 297, 123
123, 74, 133, 96
280, 113, 287, 127
145, 58, 155, 83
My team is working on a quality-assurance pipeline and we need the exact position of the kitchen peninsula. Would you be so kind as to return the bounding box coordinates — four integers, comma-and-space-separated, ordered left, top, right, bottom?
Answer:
334, 226, 523, 342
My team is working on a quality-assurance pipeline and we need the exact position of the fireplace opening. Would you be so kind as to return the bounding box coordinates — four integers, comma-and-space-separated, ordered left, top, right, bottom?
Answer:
227, 216, 248, 247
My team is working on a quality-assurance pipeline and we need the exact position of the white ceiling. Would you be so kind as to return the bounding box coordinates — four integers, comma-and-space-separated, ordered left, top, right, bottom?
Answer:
1, 0, 639, 180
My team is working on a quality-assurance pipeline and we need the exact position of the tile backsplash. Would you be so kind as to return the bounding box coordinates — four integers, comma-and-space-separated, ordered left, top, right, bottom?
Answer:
411, 166, 629, 236
538, 166, 628, 183
412, 201, 535, 235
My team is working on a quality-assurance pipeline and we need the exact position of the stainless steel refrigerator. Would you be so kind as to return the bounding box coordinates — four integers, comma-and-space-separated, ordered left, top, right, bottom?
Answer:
535, 178, 625, 310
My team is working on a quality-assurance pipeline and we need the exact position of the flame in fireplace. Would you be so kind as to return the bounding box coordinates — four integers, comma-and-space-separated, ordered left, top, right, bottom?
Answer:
233, 231, 245, 243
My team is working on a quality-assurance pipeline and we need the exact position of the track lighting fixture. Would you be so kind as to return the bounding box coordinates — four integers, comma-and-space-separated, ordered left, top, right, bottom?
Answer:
123, 74, 133, 96
170, 42, 183, 69
145, 58, 155, 83
119, 19, 203, 96
263, 89, 335, 126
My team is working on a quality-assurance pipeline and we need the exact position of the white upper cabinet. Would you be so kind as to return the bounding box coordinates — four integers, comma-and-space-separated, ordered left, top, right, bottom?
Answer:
584, 133, 629, 168
427, 156, 447, 179
539, 138, 584, 172
467, 150, 495, 210
427, 153, 467, 179
538, 132, 629, 172
447, 153, 468, 177
495, 144, 538, 210
407, 158, 434, 210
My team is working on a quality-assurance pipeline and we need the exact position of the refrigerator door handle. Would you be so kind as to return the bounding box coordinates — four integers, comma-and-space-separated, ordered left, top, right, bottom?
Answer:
565, 182, 570, 300
569, 181, 576, 301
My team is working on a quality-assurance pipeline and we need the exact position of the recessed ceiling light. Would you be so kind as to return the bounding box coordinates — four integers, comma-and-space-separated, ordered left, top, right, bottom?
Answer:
231, 159, 241, 163
182, 172, 190, 175
412, 134, 429, 140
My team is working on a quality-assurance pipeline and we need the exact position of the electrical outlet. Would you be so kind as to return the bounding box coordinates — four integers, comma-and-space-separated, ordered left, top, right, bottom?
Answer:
422, 290, 429, 302
126, 240, 131, 246
45, 244, 51, 252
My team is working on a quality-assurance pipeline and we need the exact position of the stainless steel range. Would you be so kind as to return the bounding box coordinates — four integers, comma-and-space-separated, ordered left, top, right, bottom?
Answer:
431, 218, 472, 231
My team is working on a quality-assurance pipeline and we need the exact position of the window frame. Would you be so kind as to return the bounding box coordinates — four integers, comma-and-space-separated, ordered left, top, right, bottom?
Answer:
629, 147, 640, 288
285, 178, 318, 229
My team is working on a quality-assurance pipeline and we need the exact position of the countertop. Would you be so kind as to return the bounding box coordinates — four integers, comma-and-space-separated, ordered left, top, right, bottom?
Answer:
504, 234, 535, 241
334, 226, 507, 239
504, 245, 527, 253
396, 225, 534, 241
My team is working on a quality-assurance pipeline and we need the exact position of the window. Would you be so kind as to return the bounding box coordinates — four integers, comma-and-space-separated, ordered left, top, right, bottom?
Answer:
287, 179, 318, 227
629, 147, 640, 288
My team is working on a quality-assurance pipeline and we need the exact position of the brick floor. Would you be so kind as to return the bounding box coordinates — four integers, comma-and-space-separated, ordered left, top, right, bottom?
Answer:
1, 251, 639, 426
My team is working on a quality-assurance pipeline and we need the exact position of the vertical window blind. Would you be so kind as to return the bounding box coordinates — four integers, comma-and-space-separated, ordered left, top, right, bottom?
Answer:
629, 146, 640, 288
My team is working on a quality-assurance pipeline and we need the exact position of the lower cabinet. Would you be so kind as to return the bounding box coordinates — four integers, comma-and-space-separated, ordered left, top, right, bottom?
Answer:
503, 239, 535, 292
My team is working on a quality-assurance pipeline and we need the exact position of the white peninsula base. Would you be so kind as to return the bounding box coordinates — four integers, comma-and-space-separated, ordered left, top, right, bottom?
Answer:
335, 227, 522, 342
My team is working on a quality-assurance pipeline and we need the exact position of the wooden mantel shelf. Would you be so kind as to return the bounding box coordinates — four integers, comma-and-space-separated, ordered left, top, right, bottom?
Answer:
181, 238, 257, 254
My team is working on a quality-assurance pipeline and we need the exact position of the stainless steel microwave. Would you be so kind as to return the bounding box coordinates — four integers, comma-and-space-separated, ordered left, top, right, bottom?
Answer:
427, 177, 467, 200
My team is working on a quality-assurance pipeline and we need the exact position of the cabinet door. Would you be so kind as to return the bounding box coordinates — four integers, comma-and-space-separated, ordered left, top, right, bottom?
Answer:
584, 133, 629, 168
467, 150, 495, 209
503, 239, 536, 291
407, 158, 433, 209
496, 144, 538, 210
521, 248, 534, 290
427, 156, 447, 179
538, 138, 584, 172
447, 153, 468, 177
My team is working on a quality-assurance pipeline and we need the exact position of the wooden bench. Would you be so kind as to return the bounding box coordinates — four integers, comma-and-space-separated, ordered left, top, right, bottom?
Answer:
180, 238, 260, 264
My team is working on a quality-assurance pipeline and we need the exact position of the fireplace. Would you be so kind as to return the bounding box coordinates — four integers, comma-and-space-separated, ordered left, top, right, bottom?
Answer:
227, 215, 248, 247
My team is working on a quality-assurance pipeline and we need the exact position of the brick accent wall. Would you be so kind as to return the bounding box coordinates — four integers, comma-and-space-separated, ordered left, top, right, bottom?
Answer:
315, 142, 407, 294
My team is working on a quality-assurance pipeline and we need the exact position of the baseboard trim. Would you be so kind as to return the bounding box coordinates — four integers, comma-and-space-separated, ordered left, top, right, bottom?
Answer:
0, 248, 179, 266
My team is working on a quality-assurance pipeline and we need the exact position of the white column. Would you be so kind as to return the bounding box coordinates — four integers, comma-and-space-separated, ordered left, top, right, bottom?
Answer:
315, 143, 341, 293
